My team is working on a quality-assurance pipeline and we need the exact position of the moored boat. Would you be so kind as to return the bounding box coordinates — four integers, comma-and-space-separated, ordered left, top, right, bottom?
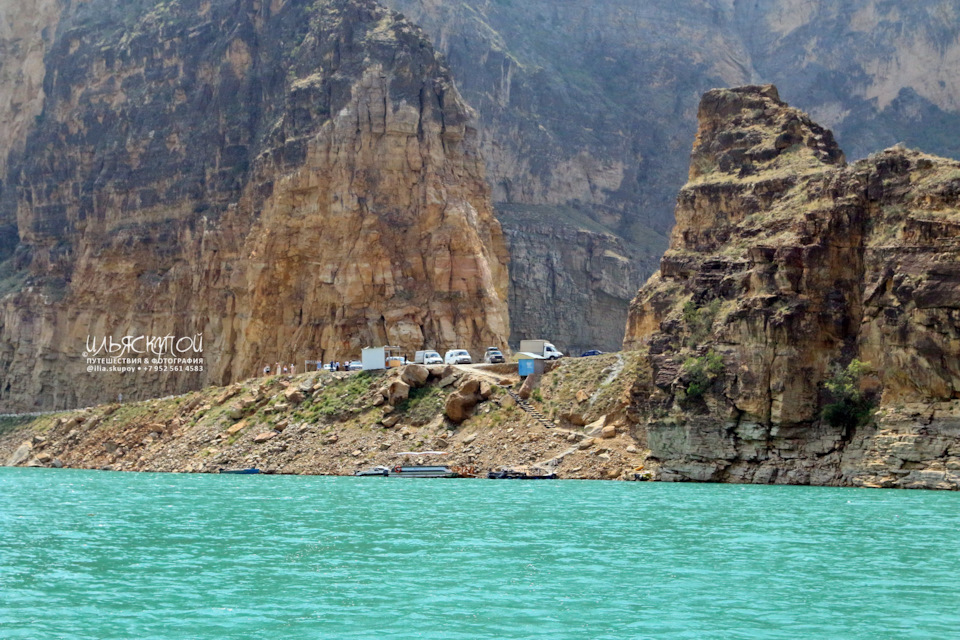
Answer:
487, 468, 558, 480
219, 467, 260, 474
354, 464, 460, 478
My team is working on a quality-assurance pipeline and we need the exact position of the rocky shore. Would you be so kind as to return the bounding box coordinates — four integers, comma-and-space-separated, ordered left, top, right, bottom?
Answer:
0, 355, 647, 481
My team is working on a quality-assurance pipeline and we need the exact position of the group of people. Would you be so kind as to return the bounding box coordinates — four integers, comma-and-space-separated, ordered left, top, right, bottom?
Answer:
261, 360, 350, 377
262, 362, 296, 376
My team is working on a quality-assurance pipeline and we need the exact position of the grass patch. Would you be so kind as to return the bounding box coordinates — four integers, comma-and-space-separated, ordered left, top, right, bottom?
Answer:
313, 372, 378, 418
395, 385, 445, 426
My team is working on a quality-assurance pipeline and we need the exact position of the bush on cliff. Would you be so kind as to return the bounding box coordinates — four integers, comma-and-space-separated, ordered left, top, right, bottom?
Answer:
822, 360, 874, 430
682, 299, 722, 348
682, 350, 724, 399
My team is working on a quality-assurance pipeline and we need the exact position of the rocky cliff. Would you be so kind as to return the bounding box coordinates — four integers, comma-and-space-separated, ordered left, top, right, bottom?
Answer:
624, 85, 960, 490
0, 0, 510, 412
380, 0, 960, 352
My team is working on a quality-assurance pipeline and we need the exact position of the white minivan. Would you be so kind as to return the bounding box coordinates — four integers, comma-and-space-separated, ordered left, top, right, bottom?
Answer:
444, 349, 472, 365
414, 350, 443, 365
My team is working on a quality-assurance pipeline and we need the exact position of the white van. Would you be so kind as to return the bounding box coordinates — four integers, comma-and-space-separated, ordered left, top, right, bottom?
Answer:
414, 350, 443, 365
444, 349, 472, 365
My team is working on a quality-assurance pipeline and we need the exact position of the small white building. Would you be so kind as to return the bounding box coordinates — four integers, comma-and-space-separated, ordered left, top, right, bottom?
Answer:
361, 346, 404, 371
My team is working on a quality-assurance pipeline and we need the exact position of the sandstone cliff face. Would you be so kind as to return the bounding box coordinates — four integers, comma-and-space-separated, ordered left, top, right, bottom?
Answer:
0, 0, 509, 411
0, 0, 62, 259
381, 0, 960, 351
499, 208, 646, 356
624, 85, 960, 489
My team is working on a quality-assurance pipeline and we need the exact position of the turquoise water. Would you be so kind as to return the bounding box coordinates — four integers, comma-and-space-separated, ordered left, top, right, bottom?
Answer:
1, 469, 959, 639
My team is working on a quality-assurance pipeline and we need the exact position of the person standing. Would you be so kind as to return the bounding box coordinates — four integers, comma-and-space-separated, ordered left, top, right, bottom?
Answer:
263, 364, 270, 376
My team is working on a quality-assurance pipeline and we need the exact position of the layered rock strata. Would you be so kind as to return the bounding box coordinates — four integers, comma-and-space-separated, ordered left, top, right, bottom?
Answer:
625, 85, 960, 489
0, 0, 509, 411
383, 0, 960, 351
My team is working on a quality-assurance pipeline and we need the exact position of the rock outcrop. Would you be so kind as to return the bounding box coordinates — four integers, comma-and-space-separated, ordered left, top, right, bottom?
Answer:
0, 0, 510, 411
382, 0, 960, 350
624, 85, 960, 489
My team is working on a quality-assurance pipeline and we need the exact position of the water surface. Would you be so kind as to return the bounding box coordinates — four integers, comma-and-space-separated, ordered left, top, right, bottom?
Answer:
1, 469, 958, 639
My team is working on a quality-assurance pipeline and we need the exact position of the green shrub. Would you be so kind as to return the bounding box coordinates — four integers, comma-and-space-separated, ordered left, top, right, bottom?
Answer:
822, 360, 874, 429
682, 299, 721, 347
683, 350, 724, 399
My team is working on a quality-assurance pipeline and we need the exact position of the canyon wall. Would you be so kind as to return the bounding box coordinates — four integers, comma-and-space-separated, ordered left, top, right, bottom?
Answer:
382, 0, 960, 351
625, 85, 960, 489
0, 0, 510, 411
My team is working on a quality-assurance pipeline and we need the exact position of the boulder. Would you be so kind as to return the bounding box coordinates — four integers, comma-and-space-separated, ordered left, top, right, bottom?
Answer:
626, 445, 638, 454
562, 412, 586, 426
253, 431, 277, 443
459, 379, 481, 396
578, 438, 595, 450
226, 405, 245, 421
601, 425, 617, 439
576, 389, 589, 404
6, 442, 32, 466
225, 420, 247, 436
518, 375, 536, 400
273, 419, 289, 432
36, 453, 52, 464
283, 386, 304, 405
428, 365, 454, 380
387, 380, 410, 406
381, 415, 401, 428
438, 375, 457, 388
322, 434, 339, 445
445, 392, 479, 424
401, 364, 430, 388
584, 415, 607, 435
463, 432, 478, 445
479, 381, 494, 399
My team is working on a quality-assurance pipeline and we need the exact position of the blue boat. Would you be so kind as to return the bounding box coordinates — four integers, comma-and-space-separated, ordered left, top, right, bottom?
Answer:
219, 467, 260, 474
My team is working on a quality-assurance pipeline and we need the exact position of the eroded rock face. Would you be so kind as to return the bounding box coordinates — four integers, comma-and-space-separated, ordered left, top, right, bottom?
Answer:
624, 85, 960, 488
383, 0, 960, 352
0, 0, 509, 411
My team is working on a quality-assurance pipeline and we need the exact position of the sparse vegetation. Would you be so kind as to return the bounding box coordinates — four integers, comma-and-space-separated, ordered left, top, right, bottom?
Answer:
682, 350, 724, 399
682, 299, 722, 347
395, 385, 445, 426
822, 359, 875, 430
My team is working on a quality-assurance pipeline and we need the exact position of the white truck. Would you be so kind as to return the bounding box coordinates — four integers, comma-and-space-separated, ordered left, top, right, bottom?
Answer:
519, 339, 563, 360
414, 350, 443, 365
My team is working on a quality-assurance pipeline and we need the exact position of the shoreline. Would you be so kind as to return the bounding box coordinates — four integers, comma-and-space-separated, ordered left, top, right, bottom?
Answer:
2, 354, 959, 490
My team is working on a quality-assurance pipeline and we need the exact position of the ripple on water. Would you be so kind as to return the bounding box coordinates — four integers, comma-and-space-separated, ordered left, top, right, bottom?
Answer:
1, 469, 959, 639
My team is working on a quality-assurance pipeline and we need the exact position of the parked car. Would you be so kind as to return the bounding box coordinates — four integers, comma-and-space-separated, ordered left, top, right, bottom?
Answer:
347, 360, 363, 371
414, 350, 443, 365
483, 347, 505, 364
580, 350, 604, 357
444, 349, 472, 365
